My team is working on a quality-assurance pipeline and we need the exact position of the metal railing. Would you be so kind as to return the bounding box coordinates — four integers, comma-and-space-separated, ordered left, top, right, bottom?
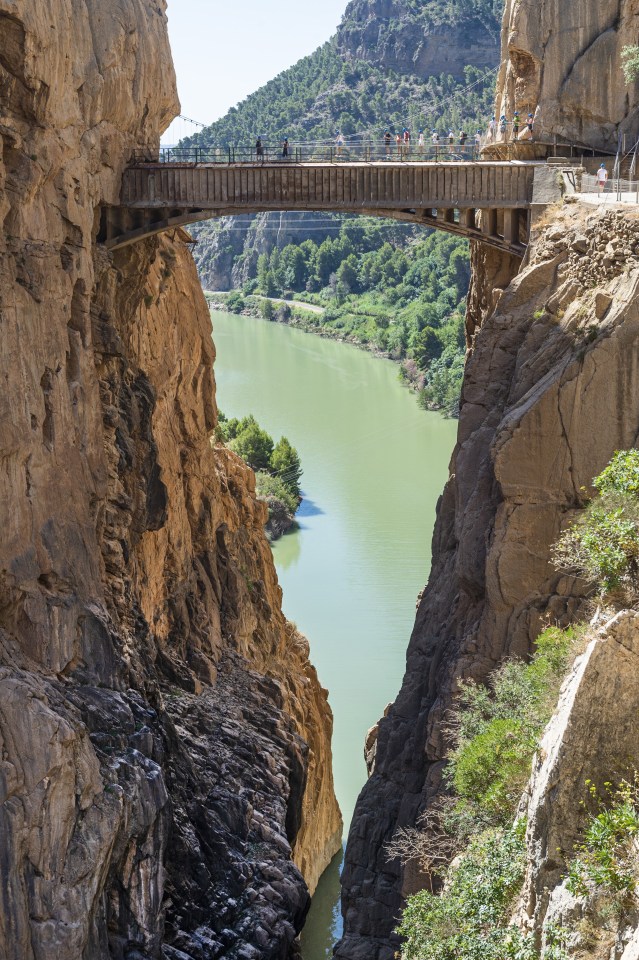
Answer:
580, 173, 639, 203
137, 141, 485, 165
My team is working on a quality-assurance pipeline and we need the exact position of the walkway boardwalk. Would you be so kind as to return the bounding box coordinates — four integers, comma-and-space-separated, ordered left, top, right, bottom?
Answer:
101, 160, 538, 256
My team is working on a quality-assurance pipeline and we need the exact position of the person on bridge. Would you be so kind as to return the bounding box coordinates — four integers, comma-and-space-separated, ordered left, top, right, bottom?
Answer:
475, 130, 482, 154
335, 131, 345, 157
432, 129, 439, 160
282, 137, 289, 158
256, 137, 264, 161
499, 114, 508, 138
459, 129, 467, 149
384, 130, 392, 155
598, 163, 609, 193
418, 130, 425, 155
488, 115, 496, 141
448, 130, 455, 154
396, 132, 402, 157
403, 128, 411, 156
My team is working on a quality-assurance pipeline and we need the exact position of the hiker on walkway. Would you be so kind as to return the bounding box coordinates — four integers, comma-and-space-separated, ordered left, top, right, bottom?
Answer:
384, 130, 392, 156
432, 129, 439, 159
499, 114, 508, 138
282, 137, 289, 158
418, 130, 425, 155
402, 128, 411, 157
597, 163, 609, 193
512, 111, 520, 138
256, 137, 264, 161
335, 131, 344, 157
488, 116, 496, 141
526, 112, 534, 139
396, 132, 402, 157
459, 129, 467, 150
474, 130, 482, 156
448, 130, 455, 154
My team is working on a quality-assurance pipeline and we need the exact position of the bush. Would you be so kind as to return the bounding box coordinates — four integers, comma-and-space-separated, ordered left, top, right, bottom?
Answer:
449, 625, 579, 826
226, 291, 246, 313
396, 822, 535, 960
255, 471, 298, 515
621, 45, 639, 84
260, 298, 274, 320
567, 777, 639, 901
553, 450, 639, 595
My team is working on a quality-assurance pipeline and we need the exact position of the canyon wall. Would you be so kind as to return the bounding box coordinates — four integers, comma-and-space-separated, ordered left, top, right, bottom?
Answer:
495, 0, 639, 150
337, 2, 639, 954
0, 3, 341, 959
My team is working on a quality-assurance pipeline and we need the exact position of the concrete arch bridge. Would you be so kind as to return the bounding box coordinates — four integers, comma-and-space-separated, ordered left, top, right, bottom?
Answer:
101, 160, 544, 257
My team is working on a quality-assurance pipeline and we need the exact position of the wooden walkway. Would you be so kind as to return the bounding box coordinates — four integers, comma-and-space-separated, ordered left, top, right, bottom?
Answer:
101, 161, 538, 256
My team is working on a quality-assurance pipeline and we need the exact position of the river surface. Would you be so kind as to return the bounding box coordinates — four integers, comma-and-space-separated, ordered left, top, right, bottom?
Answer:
211, 310, 457, 958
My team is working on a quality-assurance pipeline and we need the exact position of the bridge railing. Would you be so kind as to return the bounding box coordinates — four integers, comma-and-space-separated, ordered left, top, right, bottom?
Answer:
580, 173, 639, 203
139, 141, 484, 165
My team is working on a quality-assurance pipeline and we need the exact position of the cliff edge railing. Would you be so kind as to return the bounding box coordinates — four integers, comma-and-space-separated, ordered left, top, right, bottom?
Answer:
101, 160, 540, 256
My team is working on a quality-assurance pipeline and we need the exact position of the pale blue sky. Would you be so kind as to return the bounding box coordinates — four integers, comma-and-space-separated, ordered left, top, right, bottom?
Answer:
163, 0, 350, 141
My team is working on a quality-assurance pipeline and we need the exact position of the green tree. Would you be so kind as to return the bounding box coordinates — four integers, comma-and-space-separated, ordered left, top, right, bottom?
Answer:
337, 254, 359, 294
413, 326, 443, 368
229, 422, 274, 470
270, 437, 303, 497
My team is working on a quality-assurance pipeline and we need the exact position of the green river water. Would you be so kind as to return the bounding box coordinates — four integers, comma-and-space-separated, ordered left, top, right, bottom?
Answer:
211, 309, 457, 957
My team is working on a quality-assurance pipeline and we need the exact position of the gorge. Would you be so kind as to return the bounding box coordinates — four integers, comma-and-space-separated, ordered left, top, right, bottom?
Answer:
3, 1, 639, 960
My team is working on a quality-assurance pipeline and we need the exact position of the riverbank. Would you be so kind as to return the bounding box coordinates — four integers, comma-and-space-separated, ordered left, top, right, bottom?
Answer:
205, 291, 462, 417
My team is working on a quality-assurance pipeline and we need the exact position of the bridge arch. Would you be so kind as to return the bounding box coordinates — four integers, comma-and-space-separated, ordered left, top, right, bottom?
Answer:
100, 161, 536, 257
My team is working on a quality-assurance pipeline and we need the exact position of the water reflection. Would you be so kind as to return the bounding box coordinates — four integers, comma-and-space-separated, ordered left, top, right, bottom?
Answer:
272, 526, 302, 570
300, 848, 344, 960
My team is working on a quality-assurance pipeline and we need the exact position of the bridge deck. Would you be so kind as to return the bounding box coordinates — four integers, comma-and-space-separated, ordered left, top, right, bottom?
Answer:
103, 160, 539, 255
122, 160, 534, 211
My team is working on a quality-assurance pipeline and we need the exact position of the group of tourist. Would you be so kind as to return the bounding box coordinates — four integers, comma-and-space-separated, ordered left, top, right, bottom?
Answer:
487, 111, 536, 141
253, 109, 539, 161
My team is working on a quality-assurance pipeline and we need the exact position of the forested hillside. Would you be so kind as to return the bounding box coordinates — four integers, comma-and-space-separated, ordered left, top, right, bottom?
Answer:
189, 0, 503, 414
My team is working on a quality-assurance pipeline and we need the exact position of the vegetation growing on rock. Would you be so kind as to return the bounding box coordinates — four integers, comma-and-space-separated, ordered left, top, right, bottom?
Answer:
393, 624, 583, 957
217, 413, 303, 538
553, 450, 639, 597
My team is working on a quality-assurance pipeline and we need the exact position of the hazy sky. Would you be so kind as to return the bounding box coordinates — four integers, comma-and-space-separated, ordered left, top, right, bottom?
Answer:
163, 0, 350, 141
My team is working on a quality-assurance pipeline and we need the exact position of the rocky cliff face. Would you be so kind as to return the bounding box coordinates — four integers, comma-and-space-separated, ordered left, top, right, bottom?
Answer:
336, 199, 639, 959
337, 0, 500, 79
495, 0, 639, 150
0, 3, 341, 958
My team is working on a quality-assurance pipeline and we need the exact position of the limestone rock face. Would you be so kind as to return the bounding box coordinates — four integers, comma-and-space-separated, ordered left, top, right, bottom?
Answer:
336, 207, 639, 960
337, 0, 500, 79
494, 0, 639, 150
0, 2, 341, 958
518, 612, 639, 940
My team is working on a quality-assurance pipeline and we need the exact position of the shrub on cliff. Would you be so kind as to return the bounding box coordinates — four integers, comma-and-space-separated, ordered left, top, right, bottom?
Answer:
448, 625, 578, 825
553, 450, 639, 596
397, 822, 535, 960
255, 471, 298, 515
621, 45, 639, 84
